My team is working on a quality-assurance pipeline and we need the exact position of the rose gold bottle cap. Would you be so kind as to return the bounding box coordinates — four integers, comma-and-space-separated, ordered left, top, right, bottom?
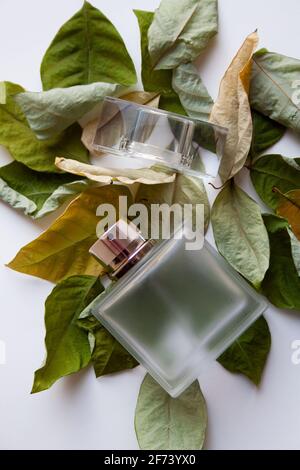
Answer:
89, 219, 153, 278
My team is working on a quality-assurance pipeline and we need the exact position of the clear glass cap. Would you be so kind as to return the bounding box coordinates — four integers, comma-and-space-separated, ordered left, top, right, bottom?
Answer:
93, 97, 228, 178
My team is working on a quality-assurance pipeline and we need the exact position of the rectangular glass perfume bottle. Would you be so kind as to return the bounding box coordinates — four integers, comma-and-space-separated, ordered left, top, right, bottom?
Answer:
90, 220, 267, 397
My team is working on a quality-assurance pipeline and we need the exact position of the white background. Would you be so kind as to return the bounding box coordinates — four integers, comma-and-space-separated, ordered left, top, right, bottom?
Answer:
0, 0, 300, 450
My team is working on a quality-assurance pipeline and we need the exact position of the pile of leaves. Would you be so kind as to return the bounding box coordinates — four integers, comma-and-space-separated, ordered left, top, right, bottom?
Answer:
1, 0, 299, 450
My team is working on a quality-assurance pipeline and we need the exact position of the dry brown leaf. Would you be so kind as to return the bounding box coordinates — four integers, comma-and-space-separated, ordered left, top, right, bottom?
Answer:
276, 189, 300, 240
55, 157, 176, 185
81, 91, 160, 156
210, 31, 259, 183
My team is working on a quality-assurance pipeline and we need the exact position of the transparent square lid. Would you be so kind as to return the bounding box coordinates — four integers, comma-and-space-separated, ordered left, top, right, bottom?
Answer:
93, 97, 228, 178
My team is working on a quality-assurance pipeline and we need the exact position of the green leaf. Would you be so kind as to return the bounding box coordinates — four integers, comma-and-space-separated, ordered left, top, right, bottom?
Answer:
0, 161, 89, 218
148, 0, 218, 70
262, 214, 300, 310
32, 275, 103, 393
250, 110, 286, 159
263, 213, 289, 233
218, 316, 271, 386
250, 154, 300, 210
78, 293, 138, 377
172, 63, 213, 120
250, 49, 300, 132
134, 10, 186, 115
0, 82, 89, 172
211, 182, 270, 288
8, 185, 132, 283
92, 327, 138, 377
135, 168, 210, 233
210, 32, 259, 183
41, 1, 136, 90
15, 82, 120, 140
135, 375, 207, 450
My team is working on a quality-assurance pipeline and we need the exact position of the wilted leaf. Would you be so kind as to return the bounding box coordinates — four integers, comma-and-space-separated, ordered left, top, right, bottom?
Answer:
81, 91, 160, 157
210, 32, 259, 183
0, 82, 88, 172
15, 82, 120, 140
78, 307, 138, 377
135, 375, 207, 450
276, 189, 300, 240
251, 154, 300, 210
148, 0, 218, 70
218, 316, 271, 386
262, 214, 300, 310
172, 63, 213, 120
211, 181, 269, 288
41, 1, 136, 90
249, 110, 286, 159
134, 10, 186, 115
32, 275, 102, 393
7, 185, 132, 283
135, 168, 210, 233
0, 161, 89, 218
250, 49, 300, 132
55, 157, 176, 185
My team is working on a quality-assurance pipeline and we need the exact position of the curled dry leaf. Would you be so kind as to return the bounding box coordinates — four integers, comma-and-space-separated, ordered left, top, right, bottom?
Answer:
210, 31, 259, 183
81, 91, 160, 157
55, 157, 176, 185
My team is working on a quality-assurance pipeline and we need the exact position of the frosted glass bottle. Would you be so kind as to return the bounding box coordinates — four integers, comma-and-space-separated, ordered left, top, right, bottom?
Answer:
90, 220, 267, 397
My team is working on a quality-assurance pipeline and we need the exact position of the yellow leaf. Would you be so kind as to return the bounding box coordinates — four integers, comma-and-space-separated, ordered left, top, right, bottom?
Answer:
55, 157, 175, 185
210, 31, 259, 183
277, 189, 300, 240
7, 185, 131, 283
81, 91, 160, 156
